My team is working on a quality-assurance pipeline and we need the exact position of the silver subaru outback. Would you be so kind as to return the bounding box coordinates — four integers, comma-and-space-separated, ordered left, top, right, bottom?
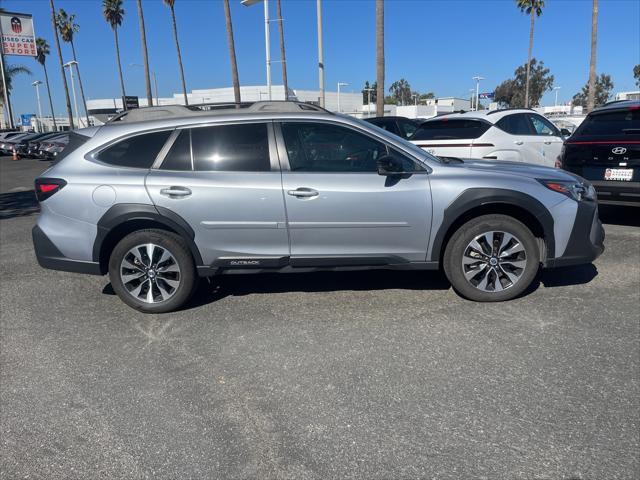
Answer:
32, 101, 604, 313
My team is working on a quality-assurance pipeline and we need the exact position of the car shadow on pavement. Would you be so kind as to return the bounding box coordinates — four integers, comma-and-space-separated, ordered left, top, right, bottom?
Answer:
599, 205, 640, 227
0, 190, 39, 220
177, 269, 450, 309
538, 263, 599, 288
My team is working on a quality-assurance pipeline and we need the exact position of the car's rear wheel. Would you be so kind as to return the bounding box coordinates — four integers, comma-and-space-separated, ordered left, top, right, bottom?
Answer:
109, 229, 196, 313
443, 214, 540, 302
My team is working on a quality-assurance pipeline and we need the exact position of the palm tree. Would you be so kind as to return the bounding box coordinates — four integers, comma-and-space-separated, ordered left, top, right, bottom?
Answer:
49, 0, 74, 129
587, 0, 598, 112
375, 0, 384, 117
56, 9, 90, 126
136, 0, 153, 106
276, 0, 288, 100
0, 65, 31, 93
222, 0, 241, 105
516, 0, 544, 108
102, 0, 127, 109
163, 0, 188, 105
35, 38, 57, 130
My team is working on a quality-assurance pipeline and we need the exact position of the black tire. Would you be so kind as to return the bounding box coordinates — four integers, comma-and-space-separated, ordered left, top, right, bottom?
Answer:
443, 214, 540, 302
108, 229, 196, 313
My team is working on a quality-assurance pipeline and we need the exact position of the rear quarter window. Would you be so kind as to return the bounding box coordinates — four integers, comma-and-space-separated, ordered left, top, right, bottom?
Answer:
411, 119, 491, 141
96, 130, 172, 168
572, 109, 640, 139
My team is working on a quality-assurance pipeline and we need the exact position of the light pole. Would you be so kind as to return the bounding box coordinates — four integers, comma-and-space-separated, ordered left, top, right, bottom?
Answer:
337, 82, 348, 113
473, 75, 484, 112
241, 0, 272, 100
363, 88, 374, 117
63, 61, 80, 128
317, 0, 325, 108
32, 81, 43, 132
412, 93, 418, 106
554, 86, 561, 107
469, 88, 476, 111
130, 63, 159, 106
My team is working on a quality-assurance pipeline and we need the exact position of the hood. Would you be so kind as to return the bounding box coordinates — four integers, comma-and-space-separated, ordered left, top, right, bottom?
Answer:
451, 158, 582, 182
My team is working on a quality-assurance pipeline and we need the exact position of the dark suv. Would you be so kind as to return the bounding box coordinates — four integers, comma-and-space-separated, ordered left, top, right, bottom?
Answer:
559, 100, 640, 206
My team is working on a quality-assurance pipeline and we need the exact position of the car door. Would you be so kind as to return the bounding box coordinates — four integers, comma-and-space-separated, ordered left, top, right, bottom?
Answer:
528, 113, 564, 166
145, 122, 290, 267
495, 113, 548, 165
276, 120, 432, 264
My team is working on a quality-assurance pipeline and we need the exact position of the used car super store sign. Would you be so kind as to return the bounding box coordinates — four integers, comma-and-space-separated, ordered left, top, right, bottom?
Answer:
0, 12, 36, 57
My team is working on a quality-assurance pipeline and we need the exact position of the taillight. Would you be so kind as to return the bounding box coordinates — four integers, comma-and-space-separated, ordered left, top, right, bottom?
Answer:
34, 178, 66, 202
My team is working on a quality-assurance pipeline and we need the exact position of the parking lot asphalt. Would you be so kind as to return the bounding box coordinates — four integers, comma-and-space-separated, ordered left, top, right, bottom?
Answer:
1, 155, 638, 479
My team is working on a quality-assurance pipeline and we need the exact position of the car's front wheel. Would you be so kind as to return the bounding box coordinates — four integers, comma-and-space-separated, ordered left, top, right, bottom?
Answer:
109, 229, 196, 313
443, 214, 540, 302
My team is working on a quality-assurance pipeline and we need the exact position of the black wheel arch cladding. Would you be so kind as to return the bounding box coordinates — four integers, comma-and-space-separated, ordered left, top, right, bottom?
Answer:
430, 188, 555, 262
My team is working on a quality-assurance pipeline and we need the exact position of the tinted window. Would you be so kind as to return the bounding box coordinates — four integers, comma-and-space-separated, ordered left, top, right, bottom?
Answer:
368, 118, 401, 136
97, 130, 171, 168
496, 114, 534, 135
161, 130, 192, 171
398, 119, 418, 139
411, 119, 491, 140
529, 114, 559, 136
191, 123, 270, 171
389, 148, 425, 172
282, 122, 387, 172
573, 109, 640, 138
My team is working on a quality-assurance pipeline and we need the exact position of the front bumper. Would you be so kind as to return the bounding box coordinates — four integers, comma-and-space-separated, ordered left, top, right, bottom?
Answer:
32, 225, 102, 275
546, 200, 604, 268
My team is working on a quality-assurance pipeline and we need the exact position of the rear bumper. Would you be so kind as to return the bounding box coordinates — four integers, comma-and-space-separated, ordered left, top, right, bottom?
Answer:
546, 201, 604, 268
32, 225, 102, 275
592, 180, 640, 207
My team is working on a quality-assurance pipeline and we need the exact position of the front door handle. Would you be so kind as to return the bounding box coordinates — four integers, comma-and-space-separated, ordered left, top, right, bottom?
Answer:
160, 186, 192, 198
544, 140, 552, 145
287, 188, 319, 198
514, 140, 524, 145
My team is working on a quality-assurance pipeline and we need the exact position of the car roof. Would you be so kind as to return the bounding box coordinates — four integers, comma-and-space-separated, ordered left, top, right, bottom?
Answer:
590, 100, 640, 114
421, 108, 537, 125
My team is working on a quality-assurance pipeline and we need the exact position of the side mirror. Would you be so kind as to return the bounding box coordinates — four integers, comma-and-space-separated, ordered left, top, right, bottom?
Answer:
560, 128, 572, 137
377, 155, 404, 176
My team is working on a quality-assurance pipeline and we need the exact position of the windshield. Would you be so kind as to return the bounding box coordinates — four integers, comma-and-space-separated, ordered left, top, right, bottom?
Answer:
347, 115, 443, 163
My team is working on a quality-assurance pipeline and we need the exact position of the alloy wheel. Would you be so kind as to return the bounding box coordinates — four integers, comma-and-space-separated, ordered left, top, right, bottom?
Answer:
120, 243, 181, 303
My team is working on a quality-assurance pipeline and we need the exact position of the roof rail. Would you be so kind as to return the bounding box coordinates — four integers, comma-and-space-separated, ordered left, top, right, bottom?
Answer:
486, 107, 535, 115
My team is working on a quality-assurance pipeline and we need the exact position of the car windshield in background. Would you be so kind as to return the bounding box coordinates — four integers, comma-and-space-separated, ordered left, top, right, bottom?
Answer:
350, 116, 442, 163
573, 109, 640, 138
411, 119, 491, 141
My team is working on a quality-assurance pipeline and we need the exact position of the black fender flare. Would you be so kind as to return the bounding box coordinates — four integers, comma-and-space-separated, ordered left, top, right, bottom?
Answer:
429, 188, 555, 262
93, 203, 204, 268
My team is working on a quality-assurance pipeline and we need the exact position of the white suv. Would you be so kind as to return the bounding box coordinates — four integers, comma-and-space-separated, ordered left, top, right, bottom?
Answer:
410, 109, 565, 167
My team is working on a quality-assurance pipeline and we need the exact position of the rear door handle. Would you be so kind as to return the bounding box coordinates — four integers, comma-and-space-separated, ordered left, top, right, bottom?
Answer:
160, 186, 192, 198
544, 140, 552, 145
514, 140, 524, 145
287, 188, 319, 198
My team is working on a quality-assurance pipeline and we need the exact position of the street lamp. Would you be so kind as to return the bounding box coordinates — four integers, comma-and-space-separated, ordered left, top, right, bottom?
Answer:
337, 82, 348, 113
63, 61, 80, 127
553, 86, 561, 107
32, 80, 43, 132
130, 63, 159, 106
241, 0, 272, 101
472, 75, 484, 112
469, 88, 476, 111
363, 87, 374, 117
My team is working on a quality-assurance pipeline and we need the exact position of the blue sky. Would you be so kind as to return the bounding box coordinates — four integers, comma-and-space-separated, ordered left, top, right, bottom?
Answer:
3, 0, 640, 118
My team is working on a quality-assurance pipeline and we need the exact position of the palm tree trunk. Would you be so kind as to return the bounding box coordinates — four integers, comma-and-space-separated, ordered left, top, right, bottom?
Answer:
113, 27, 127, 109
49, 0, 74, 129
276, 0, 288, 100
136, 0, 153, 107
223, 0, 241, 106
70, 39, 91, 126
375, 0, 384, 117
524, 9, 535, 108
42, 62, 57, 130
169, 6, 188, 106
587, 0, 598, 112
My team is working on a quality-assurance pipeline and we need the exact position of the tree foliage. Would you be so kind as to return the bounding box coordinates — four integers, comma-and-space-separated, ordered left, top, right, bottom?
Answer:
0, 65, 31, 93
494, 58, 554, 107
516, 0, 545, 16
35, 38, 50, 66
102, 0, 124, 29
388, 78, 412, 105
572, 74, 614, 108
634, 65, 640, 88
56, 8, 79, 43
361, 81, 377, 104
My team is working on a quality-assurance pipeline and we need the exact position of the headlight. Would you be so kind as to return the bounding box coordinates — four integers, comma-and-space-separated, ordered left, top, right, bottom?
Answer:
538, 179, 596, 202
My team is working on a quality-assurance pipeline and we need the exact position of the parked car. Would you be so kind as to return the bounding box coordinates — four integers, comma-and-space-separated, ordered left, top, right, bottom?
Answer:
0, 133, 30, 155
32, 101, 604, 313
24, 132, 66, 158
559, 100, 639, 206
409, 108, 566, 166
37, 134, 69, 161
10, 132, 56, 158
363, 116, 423, 140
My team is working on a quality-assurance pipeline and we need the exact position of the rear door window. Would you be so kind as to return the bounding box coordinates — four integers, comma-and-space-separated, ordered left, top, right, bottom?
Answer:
369, 118, 401, 136
528, 114, 560, 136
160, 130, 192, 171
496, 113, 534, 135
573, 109, 640, 139
398, 119, 418, 139
97, 130, 172, 168
411, 119, 491, 140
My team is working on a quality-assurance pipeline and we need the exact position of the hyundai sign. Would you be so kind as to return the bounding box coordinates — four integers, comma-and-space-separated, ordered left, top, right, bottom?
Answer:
479, 92, 495, 99
0, 12, 36, 56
